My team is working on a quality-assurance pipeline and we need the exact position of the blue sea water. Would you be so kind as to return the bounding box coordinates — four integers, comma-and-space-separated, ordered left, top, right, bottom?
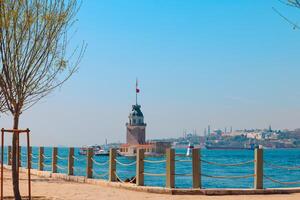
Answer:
2, 147, 300, 189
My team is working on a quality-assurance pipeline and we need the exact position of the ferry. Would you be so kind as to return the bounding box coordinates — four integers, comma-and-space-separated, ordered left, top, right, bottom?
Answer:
79, 145, 109, 156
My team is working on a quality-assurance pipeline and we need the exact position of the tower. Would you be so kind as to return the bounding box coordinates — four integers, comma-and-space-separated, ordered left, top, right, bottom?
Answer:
126, 79, 147, 145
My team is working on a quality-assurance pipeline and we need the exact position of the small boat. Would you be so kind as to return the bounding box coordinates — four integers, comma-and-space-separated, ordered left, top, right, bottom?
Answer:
186, 142, 194, 157
79, 145, 109, 156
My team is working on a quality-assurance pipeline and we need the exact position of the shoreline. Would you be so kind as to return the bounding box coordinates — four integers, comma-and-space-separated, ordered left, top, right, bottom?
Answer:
3, 165, 300, 196
2, 166, 300, 200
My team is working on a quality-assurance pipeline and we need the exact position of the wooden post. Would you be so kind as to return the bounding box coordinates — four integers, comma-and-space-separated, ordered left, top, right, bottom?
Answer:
136, 149, 144, 186
19, 146, 22, 168
52, 147, 58, 173
109, 148, 117, 182
38, 147, 44, 171
7, 146, 12, 165
86, 148, 93, 178
166, 148, 175, 188
192, 148, 201, 188
68, 147, 74, 175
26, 129, 31, 200
28, 146, 32, 169
254, 148, 263, 189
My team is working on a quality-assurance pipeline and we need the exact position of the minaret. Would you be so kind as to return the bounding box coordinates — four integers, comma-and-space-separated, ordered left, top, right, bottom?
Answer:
126, 80, 147, 144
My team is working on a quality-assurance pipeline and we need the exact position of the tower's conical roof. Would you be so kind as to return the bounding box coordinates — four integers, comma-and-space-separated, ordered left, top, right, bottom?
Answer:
131, 104, 144, 117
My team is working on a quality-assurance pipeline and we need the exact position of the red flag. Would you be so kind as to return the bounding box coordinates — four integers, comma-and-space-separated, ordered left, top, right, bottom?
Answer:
136, 79, 140, 93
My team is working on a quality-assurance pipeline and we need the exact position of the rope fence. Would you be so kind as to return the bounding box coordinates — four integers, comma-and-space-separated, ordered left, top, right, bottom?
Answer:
202, 174, 255, 179
264, 161, 300, 170
114, 159, 136, 167
42, 155, 52, 159
92, 169, 108, 178
6, 147, 300, 190
144, 159, 166, 164
91, 158, 109, 166
143, 172, 166, 177
56, 165, 67, 170
264, 175, 300, 185
201, 159, 255, 167
56, 155, 68, 160
72, 156, 85, 162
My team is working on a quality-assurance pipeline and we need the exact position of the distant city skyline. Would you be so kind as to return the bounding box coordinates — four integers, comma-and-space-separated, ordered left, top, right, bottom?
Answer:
1, 0, 300, 146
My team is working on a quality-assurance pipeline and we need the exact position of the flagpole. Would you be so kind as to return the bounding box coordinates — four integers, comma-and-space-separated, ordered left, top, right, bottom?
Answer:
136, 79, 138, 105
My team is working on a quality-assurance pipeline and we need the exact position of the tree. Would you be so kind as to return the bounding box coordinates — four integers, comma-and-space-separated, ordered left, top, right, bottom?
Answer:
273, 0, 300, 29
0, 1, 85, 199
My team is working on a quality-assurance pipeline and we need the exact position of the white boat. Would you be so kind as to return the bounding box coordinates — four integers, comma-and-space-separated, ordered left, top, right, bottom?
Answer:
186, 142, 194, 157
79, 145, 109, 156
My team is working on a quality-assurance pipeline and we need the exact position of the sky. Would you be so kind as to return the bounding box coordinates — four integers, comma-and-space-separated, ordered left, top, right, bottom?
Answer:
2, 0, 300, 146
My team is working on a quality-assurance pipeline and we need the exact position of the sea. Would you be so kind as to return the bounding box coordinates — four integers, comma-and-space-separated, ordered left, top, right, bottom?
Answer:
2, 147, 300, 189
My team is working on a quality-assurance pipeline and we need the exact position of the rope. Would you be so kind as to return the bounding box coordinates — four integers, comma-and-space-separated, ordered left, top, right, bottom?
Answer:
91, 158, 109, 166
202, 173, 254, 179
115, 159, 136, 166
114, 172, 126, 183
31, 154, 38, 159
143, 172, 166, 177
176, 160, 192, 162
42, 163, 52, 168
144, 159, 166, 164
31, 161, 38, 165
56, 155, 68, 160
21, 153, 27, 157
201, 159, 254, 167
72, 156, 85, 162
175, 154, 186, 157
129, 176, 136, 183
264, 161, 300, 170
42, 155, 52, 159
114, 172, 136, 183
56, 165, 67, 170
175, 173, 192, 176
92, 169, 109, 178
264, 175, 300, 185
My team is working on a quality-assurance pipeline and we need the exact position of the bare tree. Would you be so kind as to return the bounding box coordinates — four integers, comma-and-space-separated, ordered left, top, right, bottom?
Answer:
273, 0, 300, 29
0, 1, 85, 199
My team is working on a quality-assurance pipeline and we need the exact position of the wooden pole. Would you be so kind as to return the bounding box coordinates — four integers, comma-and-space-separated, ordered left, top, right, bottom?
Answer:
109, 148, 117, 182
38, 147, 44, 171
254, 148, 263, 189
7, 145, 11, 165
192, 148, 201, 188
1, 129, 4, 200
18, 146, 22, 168
26, 129, 31, 200
166, 148, 175, 188
136, 148, 144, 186
68, 147, 74, 175
28, 146, 32, 169
52, 147, 58, 173
86, 148, 93, 178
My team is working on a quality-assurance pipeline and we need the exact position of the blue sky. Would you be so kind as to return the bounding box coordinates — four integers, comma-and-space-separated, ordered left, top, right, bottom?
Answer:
3, 0, 300, 146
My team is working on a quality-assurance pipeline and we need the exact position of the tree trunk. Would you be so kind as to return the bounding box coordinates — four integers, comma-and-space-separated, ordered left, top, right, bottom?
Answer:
12, 113, 22, 200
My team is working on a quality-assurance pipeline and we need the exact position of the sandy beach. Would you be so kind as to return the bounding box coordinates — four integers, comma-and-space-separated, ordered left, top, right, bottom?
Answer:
1, 169, 300, 200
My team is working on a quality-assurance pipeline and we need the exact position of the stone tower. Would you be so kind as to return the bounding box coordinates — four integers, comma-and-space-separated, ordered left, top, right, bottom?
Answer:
126, 104, 146, 145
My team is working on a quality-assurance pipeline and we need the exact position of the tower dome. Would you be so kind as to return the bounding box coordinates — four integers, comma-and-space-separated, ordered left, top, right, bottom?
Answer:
129, 104, 145, 125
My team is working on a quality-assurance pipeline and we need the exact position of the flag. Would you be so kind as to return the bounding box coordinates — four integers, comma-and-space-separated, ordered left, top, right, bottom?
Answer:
136, 79, 140, 93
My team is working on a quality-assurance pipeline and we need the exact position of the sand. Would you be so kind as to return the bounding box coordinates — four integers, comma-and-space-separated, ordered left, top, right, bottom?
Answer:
1, 169, 300, 200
